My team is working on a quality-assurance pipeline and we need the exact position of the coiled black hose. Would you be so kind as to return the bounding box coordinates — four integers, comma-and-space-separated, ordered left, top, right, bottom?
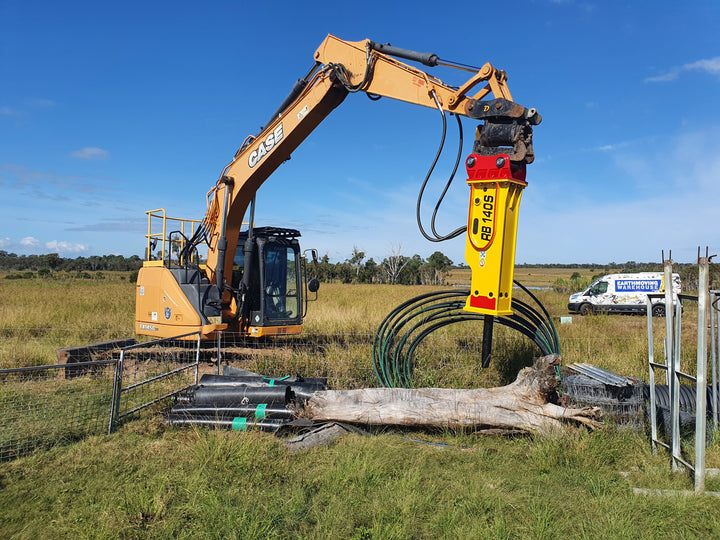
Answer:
372, 281, 560, 388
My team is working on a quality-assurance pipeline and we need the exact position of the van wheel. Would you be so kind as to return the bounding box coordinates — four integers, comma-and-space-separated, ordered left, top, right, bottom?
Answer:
652, 304, 666, 317
579, 303, 593, 316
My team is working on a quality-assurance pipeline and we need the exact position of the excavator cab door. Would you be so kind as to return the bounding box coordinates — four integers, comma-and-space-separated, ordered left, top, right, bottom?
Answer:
260, 240, 301, 323
236, 227, 304, 336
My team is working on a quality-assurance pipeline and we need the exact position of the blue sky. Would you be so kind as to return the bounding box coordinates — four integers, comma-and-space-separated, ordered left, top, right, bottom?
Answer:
1, 0, 719, 265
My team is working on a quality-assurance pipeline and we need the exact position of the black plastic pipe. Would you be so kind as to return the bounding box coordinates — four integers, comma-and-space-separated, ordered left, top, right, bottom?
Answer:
165, 415, 286, 432
179, 385, 292, 407
170, 405, 294, 420
195, 374, 326, 400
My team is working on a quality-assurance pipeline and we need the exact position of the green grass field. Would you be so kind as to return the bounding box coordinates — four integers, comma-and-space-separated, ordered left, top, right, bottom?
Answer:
1, 269, 719, 537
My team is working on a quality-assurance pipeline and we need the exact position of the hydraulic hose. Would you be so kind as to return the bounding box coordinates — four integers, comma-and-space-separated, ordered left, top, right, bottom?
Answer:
373, 283, 560, 388
415, 90, 467, 243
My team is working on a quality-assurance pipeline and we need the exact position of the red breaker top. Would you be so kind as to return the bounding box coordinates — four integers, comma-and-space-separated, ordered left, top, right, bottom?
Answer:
465, 154, 527, 184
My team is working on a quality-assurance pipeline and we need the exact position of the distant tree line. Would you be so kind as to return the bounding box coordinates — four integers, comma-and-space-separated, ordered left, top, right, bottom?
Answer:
309, 249, 454, 285
0, 248, 456, 286
0, 251, 143, 273
516, 261, 668, 272
3, 250, 713, 291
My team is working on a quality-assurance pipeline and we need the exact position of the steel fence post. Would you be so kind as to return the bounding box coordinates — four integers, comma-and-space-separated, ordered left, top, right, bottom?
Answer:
712, 291, 719, 430
108, 349, 125, 434
664, 258, 681, 470
695, 254, 709, 493
217, 331, 222, 375
195, 331, 201, 384
647, 299, 658, 453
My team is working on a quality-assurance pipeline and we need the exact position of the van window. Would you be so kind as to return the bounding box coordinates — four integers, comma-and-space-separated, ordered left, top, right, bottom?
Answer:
589, 281, 608, 295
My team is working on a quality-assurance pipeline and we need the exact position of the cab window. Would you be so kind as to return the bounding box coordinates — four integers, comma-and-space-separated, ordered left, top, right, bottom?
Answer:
589, 281, 608, 295
231, 250, 245, 289
264, 245, 300, 320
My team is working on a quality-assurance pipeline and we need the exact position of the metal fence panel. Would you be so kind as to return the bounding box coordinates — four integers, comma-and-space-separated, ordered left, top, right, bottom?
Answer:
109, 332, 201, 432
0, 361, 116, 462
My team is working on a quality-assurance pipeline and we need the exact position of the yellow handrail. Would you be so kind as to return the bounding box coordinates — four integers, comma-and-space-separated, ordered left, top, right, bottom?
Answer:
144, 209, 204, 265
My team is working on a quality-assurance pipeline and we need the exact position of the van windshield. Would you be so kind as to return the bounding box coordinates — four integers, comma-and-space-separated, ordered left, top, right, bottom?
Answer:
589, 281, 608, 295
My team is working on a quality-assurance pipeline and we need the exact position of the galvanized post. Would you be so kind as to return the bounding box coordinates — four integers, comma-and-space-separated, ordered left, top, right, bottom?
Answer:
647, 299, 658, 453
712, 290, 719, 430
672, 297, 685, 470
108, 349, 125, 434
664, 257, 681, 470
695, 254, 709, 493
217, 331, 222, 376
663, 257, 675, 388
194, 332, 201, 385
674, 299, 683, 374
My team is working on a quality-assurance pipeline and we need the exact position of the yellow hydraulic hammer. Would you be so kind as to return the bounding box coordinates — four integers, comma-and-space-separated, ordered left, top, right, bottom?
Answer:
463, 153, 526, 317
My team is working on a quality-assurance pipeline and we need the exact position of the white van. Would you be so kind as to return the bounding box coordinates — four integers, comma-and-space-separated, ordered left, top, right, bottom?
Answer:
568, 272, 681, 316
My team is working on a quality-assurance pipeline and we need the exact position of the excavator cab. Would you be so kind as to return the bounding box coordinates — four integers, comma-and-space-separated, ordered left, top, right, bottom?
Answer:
135, 211, 312, 340
231, 227, 305, 337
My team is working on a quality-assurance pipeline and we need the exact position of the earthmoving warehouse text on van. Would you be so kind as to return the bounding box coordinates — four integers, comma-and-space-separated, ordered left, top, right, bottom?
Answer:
615, 280, 661, 292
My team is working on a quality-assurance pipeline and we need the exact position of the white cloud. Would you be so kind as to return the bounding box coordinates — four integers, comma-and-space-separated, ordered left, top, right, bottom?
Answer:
20, 237, 40, 248
44, 240, 89, 254
686, 58, 720, 75
70, 147, 110, 160
576, 138, 641, 154
0, 106, 19, 116
645, 71, 679, 83
646, 56, 720, 83
4, 237, 91, 256
596, 144, 619, 152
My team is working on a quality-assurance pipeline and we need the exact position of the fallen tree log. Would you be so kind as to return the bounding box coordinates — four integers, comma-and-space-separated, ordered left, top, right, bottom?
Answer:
301, 355, 601, 435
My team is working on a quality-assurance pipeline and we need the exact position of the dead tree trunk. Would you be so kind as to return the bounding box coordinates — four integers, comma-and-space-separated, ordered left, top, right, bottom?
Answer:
301, 355, 601, 435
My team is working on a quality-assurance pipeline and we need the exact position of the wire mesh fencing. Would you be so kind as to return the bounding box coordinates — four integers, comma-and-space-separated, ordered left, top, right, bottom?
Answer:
0, 360, 116, 462
109, 333, 201, 432
1, 328, 654, 462
1, 333, 201, 461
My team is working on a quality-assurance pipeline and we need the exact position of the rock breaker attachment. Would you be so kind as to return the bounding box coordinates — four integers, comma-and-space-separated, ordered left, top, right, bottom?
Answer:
464, 154, 526, 317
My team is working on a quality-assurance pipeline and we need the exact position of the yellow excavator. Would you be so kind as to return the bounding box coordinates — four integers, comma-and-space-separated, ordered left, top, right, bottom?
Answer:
134, 35, 541, 340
